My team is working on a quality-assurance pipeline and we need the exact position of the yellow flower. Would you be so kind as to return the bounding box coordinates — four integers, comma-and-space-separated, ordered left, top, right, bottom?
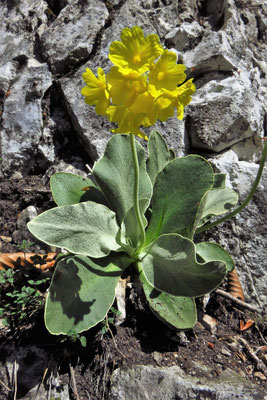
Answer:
173, 79, 196, 119
149, 50, 186, 94
107, 67, 147, 107
106, 92, 156, 139
155, 79, 196, 120
154, 95, 175, 122
82, 26, 196, 139
106, 105, 148, 140
109, 26, 163, 74
81, 67, 110, 115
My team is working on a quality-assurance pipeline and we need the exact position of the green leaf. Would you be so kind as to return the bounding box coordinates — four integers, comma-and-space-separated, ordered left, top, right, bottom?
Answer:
139, 270, 197, 330
194, 187, 238, 229
196, 242, 234, 273
120, 198, 149, 250
50, 172, 107, 206
141, 233, 226, 297
44, 254, 133, 335
28, 201, 121, 258
146, 131, 173, 185
93, 134, 152, 225
145, 155, 214, 245
213, 173, 226, 189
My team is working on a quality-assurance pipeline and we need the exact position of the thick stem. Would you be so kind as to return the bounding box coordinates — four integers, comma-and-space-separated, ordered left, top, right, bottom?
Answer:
130, 134, 146, 250
196, 139, 267, 234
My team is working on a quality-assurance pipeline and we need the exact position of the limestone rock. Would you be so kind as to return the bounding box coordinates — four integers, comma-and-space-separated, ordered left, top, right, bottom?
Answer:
187, 77, 264, 153
207, 151, 267, 307
166, 21, 203, 52
58, 71, 113, 162
38, 0, 109, 74
1, 59, 52, 177
0, 0, 48, 67
3, 345, 70, 400
110, 363, 267, 400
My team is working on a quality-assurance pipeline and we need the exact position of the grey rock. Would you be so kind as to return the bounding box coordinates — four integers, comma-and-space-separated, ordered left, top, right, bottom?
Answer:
39, 0, 109, 74
183, 31, 240, 75
59, 71, 113, 162
187, 77, 264, 153
0, 61, 19, 92
16, 205, 37, 231
3, 345, 70, 400
1, 58, 52, 177
0, 0, 48, 67
208, 151, 267, 307
110, 363, 267, 400
166, 21, 203, 52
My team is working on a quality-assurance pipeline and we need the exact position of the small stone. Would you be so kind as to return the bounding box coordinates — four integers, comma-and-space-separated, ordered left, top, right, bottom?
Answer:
254, 371, 266, 380
16, 206, 38, 231
221, 349, 231, 357
152, 352, 162, 363
0, 235, 12, 243
202, 314, 217, 333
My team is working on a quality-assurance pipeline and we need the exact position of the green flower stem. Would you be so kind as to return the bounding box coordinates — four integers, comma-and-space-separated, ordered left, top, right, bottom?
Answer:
196, 139, 267, 234
130, 133, 146, 251
134, 260, 143, 276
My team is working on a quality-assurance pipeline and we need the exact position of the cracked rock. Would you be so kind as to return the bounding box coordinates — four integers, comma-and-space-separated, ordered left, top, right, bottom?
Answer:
38, 0, 109, 74
110, 363, 267, 400
1, 58, 52, 177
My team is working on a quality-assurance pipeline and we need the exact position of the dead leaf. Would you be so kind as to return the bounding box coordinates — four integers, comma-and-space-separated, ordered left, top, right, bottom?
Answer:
240, 319, 254, 331
0, 253, 57, 271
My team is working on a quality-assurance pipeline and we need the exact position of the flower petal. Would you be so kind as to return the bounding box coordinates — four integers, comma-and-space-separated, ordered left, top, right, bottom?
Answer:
81, 67, 110, 115
109, 26, 163, 74
149, 50, 186, 92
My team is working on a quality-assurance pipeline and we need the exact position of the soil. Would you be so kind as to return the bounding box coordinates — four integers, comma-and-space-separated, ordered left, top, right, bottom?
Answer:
0, 176, 266, 400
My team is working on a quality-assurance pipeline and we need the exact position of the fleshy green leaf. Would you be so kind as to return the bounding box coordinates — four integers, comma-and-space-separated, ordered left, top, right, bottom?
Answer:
45, 254, 133, 335
194, 187, 238, 229
145, 155, 214, 245
196, 242, 234, 273
50, 172, 107, 206
93, 134, 152, 225
213, 173, 226, 189
146, 130, 173, 185
141, 233, 226, 297
28, 201, 121, 258
139, 269, 197, 330
120, 198, 149, 250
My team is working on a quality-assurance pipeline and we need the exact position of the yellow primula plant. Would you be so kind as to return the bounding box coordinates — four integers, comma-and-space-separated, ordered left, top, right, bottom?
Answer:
28, 27, 267, 336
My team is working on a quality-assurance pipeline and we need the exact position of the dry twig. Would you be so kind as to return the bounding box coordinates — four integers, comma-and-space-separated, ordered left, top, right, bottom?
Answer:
239, 337, 267, 375
69, 362, 80, 400
13, 360, 17, 400
215, 289, 259, 313
0, 378, 11, 392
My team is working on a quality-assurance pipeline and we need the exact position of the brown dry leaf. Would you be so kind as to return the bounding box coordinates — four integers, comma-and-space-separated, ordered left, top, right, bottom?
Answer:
240, 319, 254, 331
227, 268, 245, 301
0, 253, 57, 271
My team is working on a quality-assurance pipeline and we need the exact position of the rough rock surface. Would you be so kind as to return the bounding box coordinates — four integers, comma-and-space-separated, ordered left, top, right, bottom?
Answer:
0, 0, 266, 398
110, 363, 267, 400
2, 345, 70, 400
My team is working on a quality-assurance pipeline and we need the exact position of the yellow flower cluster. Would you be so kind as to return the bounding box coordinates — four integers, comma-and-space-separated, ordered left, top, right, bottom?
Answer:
81, 26, 196, 139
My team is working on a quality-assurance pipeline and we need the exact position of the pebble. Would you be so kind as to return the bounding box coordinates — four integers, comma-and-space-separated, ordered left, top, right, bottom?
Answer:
221, 348, 231, 357
152, 352, 162, 363
202, 314, 217, 333
254, 371, 266, 380
0, 235, 12, 243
